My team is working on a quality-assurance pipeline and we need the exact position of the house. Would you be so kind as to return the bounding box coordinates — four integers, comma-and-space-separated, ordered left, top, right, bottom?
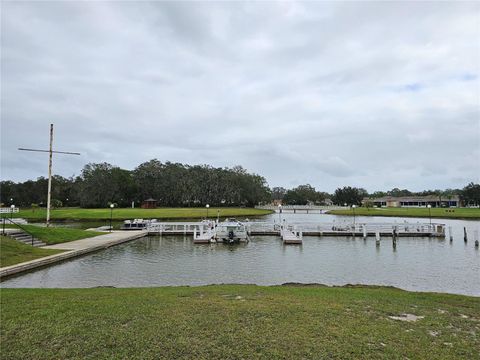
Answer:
363, 195, 461, 208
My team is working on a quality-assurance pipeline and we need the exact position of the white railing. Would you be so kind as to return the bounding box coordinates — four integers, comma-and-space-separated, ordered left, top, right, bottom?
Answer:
146, 221, 214, 234
144, 220, 444, 236
256, 205, 346, 211
247, 221, 442, 235
0, 207, 19, 214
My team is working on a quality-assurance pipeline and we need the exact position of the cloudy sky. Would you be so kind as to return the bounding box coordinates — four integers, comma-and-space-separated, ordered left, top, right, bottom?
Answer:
1, 1, 479, 192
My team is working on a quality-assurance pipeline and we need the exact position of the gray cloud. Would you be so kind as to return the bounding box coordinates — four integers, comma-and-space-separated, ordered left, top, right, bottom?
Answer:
1, 1, 479, 192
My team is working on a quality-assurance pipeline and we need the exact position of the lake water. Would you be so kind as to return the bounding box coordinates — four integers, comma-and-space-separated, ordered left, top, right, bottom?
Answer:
2, 213, 479, 296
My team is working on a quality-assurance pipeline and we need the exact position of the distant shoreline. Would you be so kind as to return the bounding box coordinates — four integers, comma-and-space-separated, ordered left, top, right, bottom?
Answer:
14, 207, 274, 221
328, 207, 480, 220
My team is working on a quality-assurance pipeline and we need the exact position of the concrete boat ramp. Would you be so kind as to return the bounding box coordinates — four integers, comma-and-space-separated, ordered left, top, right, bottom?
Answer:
0, 231, 145, 279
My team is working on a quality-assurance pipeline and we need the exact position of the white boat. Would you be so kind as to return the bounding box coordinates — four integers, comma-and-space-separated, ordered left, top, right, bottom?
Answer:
215, 218, 249, 243
122, 218, 157, 230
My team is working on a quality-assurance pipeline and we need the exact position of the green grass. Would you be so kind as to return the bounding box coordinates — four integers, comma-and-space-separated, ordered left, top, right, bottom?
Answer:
330, 207, 480, 219
1, 285, 478, 359
0, 236, 64, 267
6, 225, 103, 245
15, 207, 273, 221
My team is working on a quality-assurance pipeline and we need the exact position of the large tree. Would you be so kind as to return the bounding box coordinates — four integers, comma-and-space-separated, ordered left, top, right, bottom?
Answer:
461, 182, 480, 206
78, 163, 136, 208
332, 186, 365, 206
283, 184, 323, 205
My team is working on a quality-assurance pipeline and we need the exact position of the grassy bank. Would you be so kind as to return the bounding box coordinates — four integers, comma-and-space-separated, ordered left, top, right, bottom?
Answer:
1, 285, 478, 359
6, 225, 103, 245
0, 236, 64, 267
16, 207, 273, 221
329, 207, 480, 219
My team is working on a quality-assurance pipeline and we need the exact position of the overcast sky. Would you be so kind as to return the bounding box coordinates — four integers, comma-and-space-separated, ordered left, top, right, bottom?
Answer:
1, 1, 479, 192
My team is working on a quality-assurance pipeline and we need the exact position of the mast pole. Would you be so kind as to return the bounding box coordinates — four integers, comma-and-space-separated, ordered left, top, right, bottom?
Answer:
46, 124, 53, 227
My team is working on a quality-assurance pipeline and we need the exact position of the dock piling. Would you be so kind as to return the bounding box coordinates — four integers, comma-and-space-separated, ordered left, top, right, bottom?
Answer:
464, 227, 468, 243
449, 226, 453, 242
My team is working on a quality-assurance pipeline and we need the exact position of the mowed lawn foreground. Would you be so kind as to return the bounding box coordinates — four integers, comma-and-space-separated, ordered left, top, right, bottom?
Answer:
1, 285, 479, 359
16, 207, 273, 221
329, 206, 480, 219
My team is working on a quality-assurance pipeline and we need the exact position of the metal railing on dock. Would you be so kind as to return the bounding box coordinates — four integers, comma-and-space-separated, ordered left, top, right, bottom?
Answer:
145, 221, 445, 239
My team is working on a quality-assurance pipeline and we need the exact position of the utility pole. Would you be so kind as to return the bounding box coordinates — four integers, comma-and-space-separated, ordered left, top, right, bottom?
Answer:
19, 124, 80, 226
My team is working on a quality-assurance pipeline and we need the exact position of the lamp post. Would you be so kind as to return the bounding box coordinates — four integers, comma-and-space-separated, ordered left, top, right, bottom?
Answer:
10, 204, 15, 221
278, 204, 282, 224
109, 203, 114, 232
427, 204, 432, 226
206, 204, 209, 219
352, 204, 356, 226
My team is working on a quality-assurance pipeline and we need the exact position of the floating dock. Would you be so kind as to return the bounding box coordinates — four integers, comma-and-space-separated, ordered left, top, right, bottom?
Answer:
193, 226, 216, 244
281, 227, 302, 244
145, 221, 445, 244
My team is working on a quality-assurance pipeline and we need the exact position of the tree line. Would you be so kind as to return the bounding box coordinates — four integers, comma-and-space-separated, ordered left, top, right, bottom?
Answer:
0, 160, 271, 208
271, 183, 480, 207
1, 159, 479, 208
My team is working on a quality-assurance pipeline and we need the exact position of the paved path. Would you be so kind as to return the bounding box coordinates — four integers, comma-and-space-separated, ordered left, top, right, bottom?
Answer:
0, 231, 146, 279
44, 231, 145, 250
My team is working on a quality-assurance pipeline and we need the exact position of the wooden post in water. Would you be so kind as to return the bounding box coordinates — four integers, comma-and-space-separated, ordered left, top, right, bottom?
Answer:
375, 230, 380, 246
474, 230, 479, 249
449, 226, 453, 242
362, 224, 367, 240
464, 227, 468, 243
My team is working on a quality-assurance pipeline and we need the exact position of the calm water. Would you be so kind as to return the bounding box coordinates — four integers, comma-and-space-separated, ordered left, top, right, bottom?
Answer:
2, 214, 479, 296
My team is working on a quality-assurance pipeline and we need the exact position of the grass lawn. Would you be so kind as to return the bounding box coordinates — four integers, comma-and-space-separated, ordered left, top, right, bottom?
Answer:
0, 236, 64, 267
16, 207, 273, 221
5, 225, 103, 245
1, 285, 478, 359
329, 207, 480, 219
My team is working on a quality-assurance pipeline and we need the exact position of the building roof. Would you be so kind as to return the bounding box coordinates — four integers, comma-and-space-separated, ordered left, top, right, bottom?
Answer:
365, 195, 460, 202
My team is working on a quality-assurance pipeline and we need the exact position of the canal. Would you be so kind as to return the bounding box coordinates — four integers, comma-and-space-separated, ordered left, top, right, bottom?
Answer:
2, 213, 479, 296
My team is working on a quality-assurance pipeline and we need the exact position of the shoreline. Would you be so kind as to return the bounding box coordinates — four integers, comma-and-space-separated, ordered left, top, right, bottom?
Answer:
0, 231, 145, 280
328, 211, 480, 221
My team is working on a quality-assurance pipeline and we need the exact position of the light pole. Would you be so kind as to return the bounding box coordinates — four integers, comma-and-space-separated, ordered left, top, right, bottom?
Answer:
109, 203, 114, 232
10, 204, 15, 222
278, 204, 282, 225
427, 204, 432, 226
352, 204, 356, 226
206, 204, 209, 219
